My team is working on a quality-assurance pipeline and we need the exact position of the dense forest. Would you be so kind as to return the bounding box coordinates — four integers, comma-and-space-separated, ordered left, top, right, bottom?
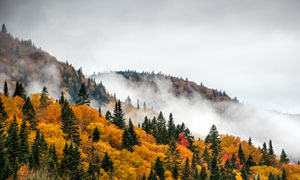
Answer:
0, 80, 299, 180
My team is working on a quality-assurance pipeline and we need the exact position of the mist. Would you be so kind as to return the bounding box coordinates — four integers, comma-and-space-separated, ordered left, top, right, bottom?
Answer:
94, 73, 300, 162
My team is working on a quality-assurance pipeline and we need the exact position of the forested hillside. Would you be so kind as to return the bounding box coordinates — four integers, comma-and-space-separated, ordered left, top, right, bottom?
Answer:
0, 81, 299, 180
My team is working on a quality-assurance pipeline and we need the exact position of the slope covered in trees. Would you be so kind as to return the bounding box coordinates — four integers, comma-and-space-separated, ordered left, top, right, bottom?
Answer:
0, 82, 299, 180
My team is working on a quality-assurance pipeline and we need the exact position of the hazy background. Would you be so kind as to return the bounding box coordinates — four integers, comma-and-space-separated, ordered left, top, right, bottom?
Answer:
1, 0, 300, 113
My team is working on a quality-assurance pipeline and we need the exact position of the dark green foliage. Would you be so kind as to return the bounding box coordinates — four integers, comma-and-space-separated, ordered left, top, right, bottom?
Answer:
172, 165, 179, 180
241, 167, 248, 180
268, 140, 274, 155
92, 127, 100, 142
2, 24, 7, 33
191, 153, 198, 178
203, 146, 210, 165
245, 155, 256, 172
48, 144, 58, 175
98, 106, 102, 117
22, 97, 37, 130
148, 167, 158, 180
164, 139, 181, 179
105, 110, 112, 121
4, 81, 9, 97
76, 83, 90, 106
168, 113, 176, 138
280, 149, 289, 164
199, 166, 208, 180
13, 81, 26, 99
154, 157, 165, 180
142, 116, 151, 134
282, 168, 287, 180
0, 137, 12, 180
30, 130, 48, 170
60, 143, 82, 178
61, 101, 80, 145
238, 144, 246, 165
248, 137, 252, 145
19, 118, 29, 164
40, 86, 50, 108
231, 153, 238, 169
122, 119, 140, 151
112, 100, 125, 129
0, 98, 7, 134
182, 157, 191, 180
209, 154, 220, 180
260, 142, 270, 166
59, 92, 67, 105
101, 152, 113, 176
87, 161, 96, 180
205, 125, 221, 156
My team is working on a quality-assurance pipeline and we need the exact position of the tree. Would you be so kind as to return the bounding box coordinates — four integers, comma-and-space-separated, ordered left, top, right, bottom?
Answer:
101, 152, 113, 179
122, 120, 140, 152
112, 100, 125, 129
205, 125, 221, 156
245, 155, 256, 172
167, 113, 176, 139
148, 167, 158, 180
4, 81, 9, 97
61, 102, 80, 145
248, 137, 252, 145
76, 83, 90, 106
154, 157, 165, 180
281, 168, 287, 180
0, 98, 7, 130
40, 86, 50, 108
164, 139, 181, 178
238, 144, 246, 165
59, 91, 67, 105
241, 167, 248, 180
128, 119, 140, 146
87, 161, 96, 180
280, 149, 289, 163
13, 81, 25, 99
0, 136, 12, 179
268, 140, 274, 155
92, 127, 100, 142
203, 146, 210, 164
30, 130, 41, 170
60, 143, 82, 178
260, 142, 270, 166
209, 154, 219, 180
1, 24, 7, 33
199, 166, 207, 180
22, 97, 37, 130
19, 118, 29, 164
181, 157, 191, 180
105, 111, 112, 121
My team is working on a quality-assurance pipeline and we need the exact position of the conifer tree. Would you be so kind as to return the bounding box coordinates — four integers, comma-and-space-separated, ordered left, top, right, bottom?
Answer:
205, 125, 221, 156
210, 154, 220, 180
248, 137, 252, 145
245, 155, 256, 172
101, 152, 113, 178
238, 144, 246, 165
4, 81, 9, 97
40, 86, 50, 108
148, 167, 158, 180
60, 143, 82, 178
128, 119, 140, 146
61, 102, 80, 145
142, 116, 151, 134
1, 24, 7, 33
0, 98, 7, 131
59, 91, 67, 105
122, 120, 140, 152
92, 127, 100, 142
87, 161, 96, 180
199, 166, 208, 180
203, 146, 210, 164
231, 153, 238, 169
164, 139, 181, 178
0, 137, 12, 179
268, 140, 274, 155
154, 157, 165, 180
223, 159, 235, 180
98, 106, 102, 117
167, 113, 176, 138
22, 97, 37, 130
191, 153, 197, 177
19, 118, 29, 164
48, 144, 58, 175
172, 165, 179, 180
260, 142, 270, 166
76, 83, 90, 106
241, 167, 248, 180
282, 168, 287, 180
105, 110, 112, 121
142, 173, 146, 180
13, 81, 25, 99
112, 100, 125, 129
280, 149, 289, 163
182, 157, 191, 180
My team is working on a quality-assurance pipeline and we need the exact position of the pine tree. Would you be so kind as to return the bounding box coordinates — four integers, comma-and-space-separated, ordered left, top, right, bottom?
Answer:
167, 113, 176, 139
203, 146, 210, 165
282, 168, 287, 180
181, 157, 191, 180
105, 110, 112, 122
191, 153, 197, 177
92, 127, 100, 142
61, 102, 80, 145
87, 161, 96, 180
60, 143, 82, 178
128, 119, 140, 146
205, 125, 221, 156
241, 167, 248, 180
112, 100, 125, 129
22, 97, 37, 130
248, 137, 252, 145
4, 81, 9, 97
98, 106, 102, 117
223, 159, 235, 180
30, 130, 48, 170
40, 86, 50, 108
280, 149, 289, 163
19, 118, 29, 164
260, 142, 270, 166
268, 140, 274, 155
164, 139, 181, 178
1, 24, 7, 33
238, 144, 246, 165
231, 153, 238, 169
172, 165, 179, 180
101, 152, 113, 179
76, 83, 90, 106
154, 157, 165, 180
59, 91, 67, 105
245, 155, 256, 172
122, 120, 140, 152
13, 81, 25, 99
48, 144, 58, 174
199, 166, 207, 180
210, 154, 219, 180
148, 167, 158, 180
0, 137, 12, 179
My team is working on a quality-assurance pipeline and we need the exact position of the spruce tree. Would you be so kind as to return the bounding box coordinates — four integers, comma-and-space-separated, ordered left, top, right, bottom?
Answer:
148, 167, 158, 180
260, 142, 270, 166
199, 166, 207, 180
76, 83, 90, 106
203, 146, 210, 165
167, 113, 176, 138
241, 167, 248, 180
210, 154, 220, 180
0, 98, 7, 132
128, 119, 140, 146
61, 102, 80, 145
98, 106, 102, 117
59, 91, 67, 105
205, 125, 221, 156
60, 143, 82, 178
40, 86, 50, 108
245, 155, 256, 172
92, 127, 100, 142
268, 140, 274, 155
112, 100, 125, 129
13, 81, 25, 98
0, 137, 12, 179
280, 149, 289, 163
238, 144, 246, 165
4, 81, 9, 97
181, 157, 191, 180
101, 152, 113, 178
87, 161, 96, 180
164, 139, 181, 178
19, 118, 29, 164
122, 120, 140, 152
105, 110, 112, 122
154, 157, 165, 180
191, 153, 197, 177
248, 137, 252, 145
172, 165, 179, 180
282, 168, 287, 180
22, 97, 37, 130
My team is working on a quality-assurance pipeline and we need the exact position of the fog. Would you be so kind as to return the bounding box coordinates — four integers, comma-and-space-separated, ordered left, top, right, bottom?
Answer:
94, 73, 300, 162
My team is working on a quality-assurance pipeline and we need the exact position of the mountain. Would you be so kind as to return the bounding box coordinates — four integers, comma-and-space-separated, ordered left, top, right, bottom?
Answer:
0, 31, 112, 104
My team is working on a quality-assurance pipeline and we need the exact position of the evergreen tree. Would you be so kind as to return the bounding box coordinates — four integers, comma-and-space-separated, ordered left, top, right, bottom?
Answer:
223, 159, 236, 180
241, 167, 248, 180
0, 137, 12, 179
98, 106, 102, 117
92, 127, 100, 142
142, 173, 146, 180
203, 146, 210, 165
19, 118, 29, 164
87, 161, 96, 180
268, 140, 274, 155
248, 137, 252, 145
282, 168, 287, 180
167, 113, 176, 139
40, 86, 50, 108
260, 142, 270, 166
209, 154, 219, 180
13, 81, 25, 99
60, 143, 82, 178
164, 139, 181, 178
128, 119, 140, 146
22, 97, 37, 130
101, 152, 113, 179
205, 125, 221, 156
231, 153, 238, 169
172, 165, 179, 180
280, 149, 289, 163
142, 116, 151, 134
48, 144, 58, 175
76, 83, 90, 106
0, 98, 7, 132
112, 100, 125, 129
182, 157, 191, 180
122, 119, 140, 152
61, 102, 80, 145
238, 144, 246, 165
199, 166, 208, 180
59, 91, 67, 105
4, 81, 9, 97
191, 153, 197, 178
1, 24, 7, 33
154, 157, 165, 180
105, 110, 112, 121
245, 155, 256, 172
29, 130, 48, 170
148, 167, 158, 180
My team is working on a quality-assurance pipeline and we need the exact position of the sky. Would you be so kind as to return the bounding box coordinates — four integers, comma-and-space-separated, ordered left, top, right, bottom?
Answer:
1, 0, 300, 113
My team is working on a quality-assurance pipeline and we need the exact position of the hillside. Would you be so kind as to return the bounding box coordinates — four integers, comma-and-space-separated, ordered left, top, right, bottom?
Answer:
0, 31, 112, 105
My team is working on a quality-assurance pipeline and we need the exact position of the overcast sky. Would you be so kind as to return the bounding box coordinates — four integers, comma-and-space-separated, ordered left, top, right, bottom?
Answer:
1, 0, 300, 113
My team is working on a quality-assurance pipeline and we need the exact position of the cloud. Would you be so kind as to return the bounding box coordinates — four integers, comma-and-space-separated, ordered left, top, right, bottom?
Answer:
94, 73, 300, 162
